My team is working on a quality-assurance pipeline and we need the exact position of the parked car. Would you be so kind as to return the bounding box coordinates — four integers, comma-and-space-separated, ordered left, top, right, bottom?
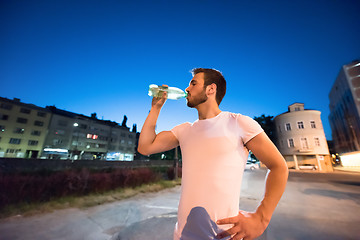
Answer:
298, 164, 318, 170
245, 162, 259, 170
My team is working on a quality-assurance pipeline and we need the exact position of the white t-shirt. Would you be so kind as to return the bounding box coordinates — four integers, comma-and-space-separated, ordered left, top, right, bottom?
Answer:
171, 111, 263, 240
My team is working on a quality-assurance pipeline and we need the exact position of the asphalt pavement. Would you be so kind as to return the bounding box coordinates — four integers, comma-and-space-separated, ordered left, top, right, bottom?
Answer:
0, 168, 359, 240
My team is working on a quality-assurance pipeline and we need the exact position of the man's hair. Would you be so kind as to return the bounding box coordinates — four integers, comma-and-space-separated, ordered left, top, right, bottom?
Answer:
191, 68, 226, 105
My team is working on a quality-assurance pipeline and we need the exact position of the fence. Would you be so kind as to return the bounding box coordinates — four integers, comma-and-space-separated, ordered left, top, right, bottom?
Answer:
0, 158, 176, 173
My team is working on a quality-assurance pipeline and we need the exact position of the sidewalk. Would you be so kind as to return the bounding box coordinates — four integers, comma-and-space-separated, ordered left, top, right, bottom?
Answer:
333, 166, 360, 173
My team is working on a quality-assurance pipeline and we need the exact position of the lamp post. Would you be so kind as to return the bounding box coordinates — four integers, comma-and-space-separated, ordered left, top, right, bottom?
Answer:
73, 123, 79, 160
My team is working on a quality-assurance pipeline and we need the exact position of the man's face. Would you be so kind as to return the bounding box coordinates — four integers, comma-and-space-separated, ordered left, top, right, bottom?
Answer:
185, 72, 208, 108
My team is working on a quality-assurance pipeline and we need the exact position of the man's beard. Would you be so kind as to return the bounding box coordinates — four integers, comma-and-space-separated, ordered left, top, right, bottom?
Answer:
187, 90, 208, 108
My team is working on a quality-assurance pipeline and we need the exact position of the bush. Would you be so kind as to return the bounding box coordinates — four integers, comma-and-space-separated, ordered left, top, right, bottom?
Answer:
0, 167, 160, 210
167, 167, 182, 180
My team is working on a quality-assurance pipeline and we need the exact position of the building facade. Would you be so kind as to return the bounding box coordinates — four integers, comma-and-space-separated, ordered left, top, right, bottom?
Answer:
274, 103, 332, 171
0, 97, 51, 158
0, 97, 137, 160
42, 107, 137, 161
329, 60, 360, 153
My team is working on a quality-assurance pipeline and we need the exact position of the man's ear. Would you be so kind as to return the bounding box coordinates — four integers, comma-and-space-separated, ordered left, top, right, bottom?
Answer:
206, 83, 217, 95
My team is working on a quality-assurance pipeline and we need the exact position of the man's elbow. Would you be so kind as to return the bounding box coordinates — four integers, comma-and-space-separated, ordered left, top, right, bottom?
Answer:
279, 160, 289, 179
137, 146, 150, 156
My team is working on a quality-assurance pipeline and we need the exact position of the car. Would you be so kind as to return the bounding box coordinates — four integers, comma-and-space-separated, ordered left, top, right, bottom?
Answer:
245, 162, 259, 170
298, 164, 318, 170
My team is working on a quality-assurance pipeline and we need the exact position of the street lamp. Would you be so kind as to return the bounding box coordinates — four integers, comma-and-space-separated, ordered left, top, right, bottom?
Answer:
73, 123, 79, 160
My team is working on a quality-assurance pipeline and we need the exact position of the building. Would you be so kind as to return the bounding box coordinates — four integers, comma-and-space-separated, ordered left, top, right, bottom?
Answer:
329, 60, 360, 154
0, 97, 137, 161
0, 97, 51, 158
42, 106, 137, 161
274, 103, 332, 171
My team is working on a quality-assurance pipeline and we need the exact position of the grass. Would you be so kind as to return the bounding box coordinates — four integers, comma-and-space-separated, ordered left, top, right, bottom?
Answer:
0, 178, 181, 220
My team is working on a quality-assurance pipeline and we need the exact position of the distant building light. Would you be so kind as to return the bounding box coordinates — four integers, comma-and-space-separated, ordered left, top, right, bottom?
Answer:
44, 148, 68, 153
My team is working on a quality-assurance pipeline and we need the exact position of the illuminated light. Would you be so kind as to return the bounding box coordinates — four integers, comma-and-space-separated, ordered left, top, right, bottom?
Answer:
87, 134, 92, 139
340, 152, 360, 167
74, 123, 79, 127
44, 148, 68, 153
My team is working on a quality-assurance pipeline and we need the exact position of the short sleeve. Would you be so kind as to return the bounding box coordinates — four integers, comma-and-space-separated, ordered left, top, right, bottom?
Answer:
171, 122, 191, 142
236, 114, 264, 144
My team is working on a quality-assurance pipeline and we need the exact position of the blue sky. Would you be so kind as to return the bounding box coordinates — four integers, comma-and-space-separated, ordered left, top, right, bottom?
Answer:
1, 0, 359, 140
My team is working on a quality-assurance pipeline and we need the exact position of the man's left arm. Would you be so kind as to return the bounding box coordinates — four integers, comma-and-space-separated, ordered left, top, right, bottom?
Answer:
216, 132, 288, 240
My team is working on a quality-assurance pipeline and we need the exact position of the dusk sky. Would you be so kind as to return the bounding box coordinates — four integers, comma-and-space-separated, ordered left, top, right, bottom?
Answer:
1, 0, 359, 140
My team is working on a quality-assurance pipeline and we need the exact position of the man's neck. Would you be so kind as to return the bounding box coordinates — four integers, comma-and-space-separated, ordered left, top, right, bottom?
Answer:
196, 101, 222, 120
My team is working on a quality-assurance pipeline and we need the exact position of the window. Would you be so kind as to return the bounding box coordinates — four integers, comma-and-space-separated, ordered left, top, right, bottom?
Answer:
31, 130, 41, 136
285, 123, 291, 131
87, 134, 98, 139
295, 107, 301, 111
34, 121, 44, 126
297, 121, 304, 129
314, 137, 320, 146
55, 129, 65, 135
20, 108, 31, 114
288, 139, 295, 148
57, 120, 68, 127
28, 140, 38, 146
53, 139, 63, 145
0, 113, 9, 120
0, 103, 12, 110
310, 121, 316, 128
17, 117, 28, 124
9, 138, 21, 144
99, 136, 107, 141
37, 112, 46, 117
13, 128, 25, 134
301, 137, 309, 149
6, 149, 21, 153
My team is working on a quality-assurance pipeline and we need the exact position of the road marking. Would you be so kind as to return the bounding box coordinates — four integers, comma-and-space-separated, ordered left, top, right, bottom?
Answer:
144, 205, 178, 210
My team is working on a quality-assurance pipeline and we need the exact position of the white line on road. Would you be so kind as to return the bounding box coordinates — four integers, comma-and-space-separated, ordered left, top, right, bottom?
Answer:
144, 205, 178, 210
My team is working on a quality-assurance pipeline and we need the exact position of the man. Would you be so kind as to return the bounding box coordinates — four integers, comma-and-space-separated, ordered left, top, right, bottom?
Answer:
138, 68, 288, 240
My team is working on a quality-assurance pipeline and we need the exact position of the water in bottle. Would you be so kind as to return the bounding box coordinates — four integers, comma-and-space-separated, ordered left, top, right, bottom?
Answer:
148, 84, 187, 100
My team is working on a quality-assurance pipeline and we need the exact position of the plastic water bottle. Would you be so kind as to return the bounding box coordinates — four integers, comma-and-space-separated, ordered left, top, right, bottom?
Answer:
148, 84, 187, 100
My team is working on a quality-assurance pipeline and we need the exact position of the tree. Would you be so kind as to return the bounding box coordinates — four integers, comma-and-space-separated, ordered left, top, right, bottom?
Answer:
121, 115, 128, 127
253, 114, 275, 142
132, 124, 137, 133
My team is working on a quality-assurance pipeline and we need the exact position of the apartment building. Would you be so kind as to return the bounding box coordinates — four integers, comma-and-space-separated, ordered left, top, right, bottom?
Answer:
0, 97, 51, 158
0, 97, 137, 160
274, 103, 332, 171
329, 60, 360, 153
42, 106, 137, 160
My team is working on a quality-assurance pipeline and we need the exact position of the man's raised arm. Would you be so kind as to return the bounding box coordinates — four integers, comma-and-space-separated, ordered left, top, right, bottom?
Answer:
137, 91, 179, 156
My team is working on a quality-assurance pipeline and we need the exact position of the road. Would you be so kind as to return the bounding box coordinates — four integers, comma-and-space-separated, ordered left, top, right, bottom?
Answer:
0, 169, 359, 240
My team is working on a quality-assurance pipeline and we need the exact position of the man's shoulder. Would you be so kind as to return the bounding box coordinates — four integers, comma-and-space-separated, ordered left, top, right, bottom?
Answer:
222, 111, 251, 120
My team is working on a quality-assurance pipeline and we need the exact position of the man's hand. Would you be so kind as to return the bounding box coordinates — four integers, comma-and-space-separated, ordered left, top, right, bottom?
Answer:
216, 210, 267, 240
151, 85, 168, 109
